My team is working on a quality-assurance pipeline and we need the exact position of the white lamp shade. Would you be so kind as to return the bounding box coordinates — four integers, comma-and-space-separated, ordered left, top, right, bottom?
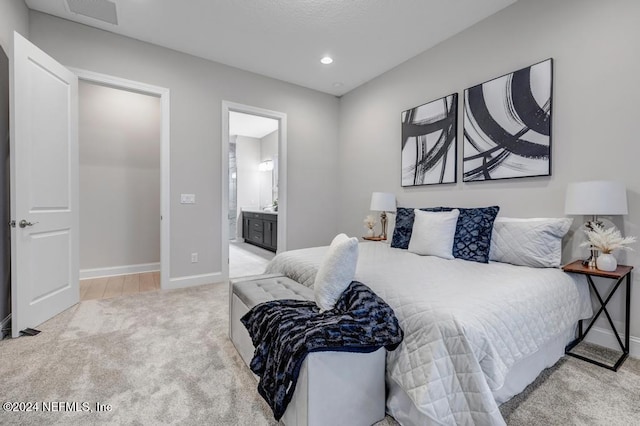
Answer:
370, 192, 396, 212
565, 181, 628, 215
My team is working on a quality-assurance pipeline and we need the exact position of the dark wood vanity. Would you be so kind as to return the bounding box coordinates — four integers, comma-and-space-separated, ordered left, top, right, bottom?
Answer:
242, 211, 277, 252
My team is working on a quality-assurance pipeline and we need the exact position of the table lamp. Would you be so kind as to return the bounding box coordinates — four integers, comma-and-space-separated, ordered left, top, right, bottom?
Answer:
370, 192, 396, 240
565, 180, 628, 268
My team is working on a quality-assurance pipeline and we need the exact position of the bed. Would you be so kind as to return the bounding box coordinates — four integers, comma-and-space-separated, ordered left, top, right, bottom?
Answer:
265, 241, 592, 425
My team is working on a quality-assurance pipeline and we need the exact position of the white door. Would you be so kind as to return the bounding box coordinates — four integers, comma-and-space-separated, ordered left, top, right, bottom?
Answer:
10, 32, 79, 337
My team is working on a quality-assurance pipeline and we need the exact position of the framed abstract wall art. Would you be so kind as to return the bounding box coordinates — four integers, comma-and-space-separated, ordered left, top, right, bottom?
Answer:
401, 93, 457, 187
463, 58, 553, 182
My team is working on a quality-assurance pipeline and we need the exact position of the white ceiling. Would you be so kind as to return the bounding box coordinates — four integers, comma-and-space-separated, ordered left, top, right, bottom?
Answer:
25, 0, 518, 96
229, 111, 278, 139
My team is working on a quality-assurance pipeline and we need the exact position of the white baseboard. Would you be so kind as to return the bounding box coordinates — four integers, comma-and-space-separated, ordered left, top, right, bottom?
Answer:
584, 326, 640, 359
79, 262, 160, 280
166, 272, 224, 290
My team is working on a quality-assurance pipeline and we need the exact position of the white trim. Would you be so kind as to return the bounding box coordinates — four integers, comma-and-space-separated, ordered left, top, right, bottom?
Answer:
69, 68, 171, 290
79, 263, 160, 280
221, 101, 287, 282
166, 272, 224, 290
584, 326, 640, 359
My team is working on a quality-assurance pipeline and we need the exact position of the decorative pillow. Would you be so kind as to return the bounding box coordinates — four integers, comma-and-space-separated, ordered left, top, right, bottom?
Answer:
408, 209, 460, 259
390, 207, 444, 249
446, 206, 500, 263
490, 217, 573, 268
384, 212, 396, 244
391, 205, 499, 263
314, 233, 359, 311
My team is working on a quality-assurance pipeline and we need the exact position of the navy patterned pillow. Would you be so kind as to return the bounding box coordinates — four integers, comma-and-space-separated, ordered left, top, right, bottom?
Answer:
442, 206, 500, 263
390, 207, 444, 249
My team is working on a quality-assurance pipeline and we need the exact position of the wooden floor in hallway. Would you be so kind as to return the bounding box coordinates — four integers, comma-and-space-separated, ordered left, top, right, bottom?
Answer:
80, 272, 161, 301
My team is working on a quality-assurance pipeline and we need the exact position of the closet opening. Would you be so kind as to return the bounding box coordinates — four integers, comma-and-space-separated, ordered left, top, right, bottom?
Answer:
77, 80, 162, 300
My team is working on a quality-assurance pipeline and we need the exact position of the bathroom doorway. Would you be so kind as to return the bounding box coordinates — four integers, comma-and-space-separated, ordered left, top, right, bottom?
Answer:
221, 102, 287, 280
228, 112, 279, 238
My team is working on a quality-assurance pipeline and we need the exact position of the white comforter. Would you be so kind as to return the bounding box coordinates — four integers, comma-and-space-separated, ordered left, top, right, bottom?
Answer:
266, 242, 592, 425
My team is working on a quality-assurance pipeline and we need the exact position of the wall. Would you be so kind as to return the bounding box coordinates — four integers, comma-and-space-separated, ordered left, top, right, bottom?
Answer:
235, 135, 261, 221
0, 0, 29, 330
234, 132, 278, 238
0, 0, 29, 58
260, 130, 278, 208
29, 11, 340, 282
79, 81, 161, 271
338, 0, 640, 351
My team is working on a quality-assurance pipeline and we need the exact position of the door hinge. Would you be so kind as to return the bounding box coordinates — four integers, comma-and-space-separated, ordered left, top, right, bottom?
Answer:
8, 220, 15, 228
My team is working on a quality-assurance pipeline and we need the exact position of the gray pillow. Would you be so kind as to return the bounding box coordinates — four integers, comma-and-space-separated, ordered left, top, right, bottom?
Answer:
489, 218, 573, 268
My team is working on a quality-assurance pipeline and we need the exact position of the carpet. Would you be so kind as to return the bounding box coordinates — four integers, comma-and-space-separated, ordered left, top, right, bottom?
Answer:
0, 282, 638, 425
0, 283, 275, 425
500, 344, 640, 425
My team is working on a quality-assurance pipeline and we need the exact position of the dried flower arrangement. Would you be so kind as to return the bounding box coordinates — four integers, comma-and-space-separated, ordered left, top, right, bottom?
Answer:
363, 215, 377, 230
580, 223, 636, 254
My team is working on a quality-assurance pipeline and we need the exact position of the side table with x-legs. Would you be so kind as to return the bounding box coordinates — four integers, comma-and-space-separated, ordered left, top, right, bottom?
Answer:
563, 260, 633, 371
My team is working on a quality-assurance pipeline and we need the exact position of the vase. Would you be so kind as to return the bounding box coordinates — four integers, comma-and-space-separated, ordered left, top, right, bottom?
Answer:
596, 253, 617, 272
366, 228, 374, 237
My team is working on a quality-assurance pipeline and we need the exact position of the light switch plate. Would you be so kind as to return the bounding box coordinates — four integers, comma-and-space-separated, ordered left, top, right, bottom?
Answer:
180, 194, 196, 204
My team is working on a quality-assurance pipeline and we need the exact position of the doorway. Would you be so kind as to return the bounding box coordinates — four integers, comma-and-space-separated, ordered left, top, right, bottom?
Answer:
221, 102, 287, 280
77, 81, 161, 299
71, 69, 171, 292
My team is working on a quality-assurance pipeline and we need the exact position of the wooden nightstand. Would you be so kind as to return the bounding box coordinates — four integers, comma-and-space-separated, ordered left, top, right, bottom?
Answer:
563, 260, 633, 371
362, 236, 386, 242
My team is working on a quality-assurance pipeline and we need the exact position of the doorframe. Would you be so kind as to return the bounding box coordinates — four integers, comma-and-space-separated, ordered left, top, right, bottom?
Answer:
69, 68, 171, 289
221, 101, 287, 280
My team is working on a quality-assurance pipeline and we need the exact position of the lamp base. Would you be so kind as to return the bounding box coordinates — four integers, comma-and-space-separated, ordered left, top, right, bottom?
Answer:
585, 216, 602, 269
587, 249, 599, 269
379, 212, 388, 240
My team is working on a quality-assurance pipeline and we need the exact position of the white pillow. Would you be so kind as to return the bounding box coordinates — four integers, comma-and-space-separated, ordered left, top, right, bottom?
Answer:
408, 209, 460, 259
490, 217, 573, 268
384, 212, 396, 244
314, 233, 359, 311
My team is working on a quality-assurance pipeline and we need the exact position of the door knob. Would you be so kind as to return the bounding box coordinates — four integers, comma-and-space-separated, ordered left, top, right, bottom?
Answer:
19, 220, 38, 228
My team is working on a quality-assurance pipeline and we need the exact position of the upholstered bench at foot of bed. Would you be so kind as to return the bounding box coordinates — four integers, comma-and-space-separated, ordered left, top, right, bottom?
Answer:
229, 274, 386, 426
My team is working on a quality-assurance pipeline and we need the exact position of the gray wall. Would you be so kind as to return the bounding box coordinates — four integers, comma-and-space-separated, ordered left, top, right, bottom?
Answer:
338, 0, 640, 341
0, 0, 29, 58
79, 81, 161, 270
260, 130, 278, 208
0, 0, 29, 327
235, 135, 261, 218
29, 11, 340, 280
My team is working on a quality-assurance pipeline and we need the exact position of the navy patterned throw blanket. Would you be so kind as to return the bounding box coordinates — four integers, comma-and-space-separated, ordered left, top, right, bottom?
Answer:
241, 281, 404, 420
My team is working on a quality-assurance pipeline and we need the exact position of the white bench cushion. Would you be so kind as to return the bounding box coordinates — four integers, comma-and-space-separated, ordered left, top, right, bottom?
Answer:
233, 274, 314, 307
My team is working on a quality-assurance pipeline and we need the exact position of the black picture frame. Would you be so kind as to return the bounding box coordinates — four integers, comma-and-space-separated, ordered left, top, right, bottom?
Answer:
401, 93, 458, 187
462, 58, 553, 182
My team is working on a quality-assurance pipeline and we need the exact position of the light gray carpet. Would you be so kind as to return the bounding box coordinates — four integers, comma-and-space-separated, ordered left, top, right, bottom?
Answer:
500, 344, 640, 425
0, 282, 638, 425
0, 283, 275, 425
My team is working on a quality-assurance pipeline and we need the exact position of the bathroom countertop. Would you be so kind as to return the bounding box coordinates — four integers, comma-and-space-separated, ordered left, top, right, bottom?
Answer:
242, 208, 278, 215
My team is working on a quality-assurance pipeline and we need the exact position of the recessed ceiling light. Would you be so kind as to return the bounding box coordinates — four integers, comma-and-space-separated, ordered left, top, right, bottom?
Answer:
320, 56, 333, 65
